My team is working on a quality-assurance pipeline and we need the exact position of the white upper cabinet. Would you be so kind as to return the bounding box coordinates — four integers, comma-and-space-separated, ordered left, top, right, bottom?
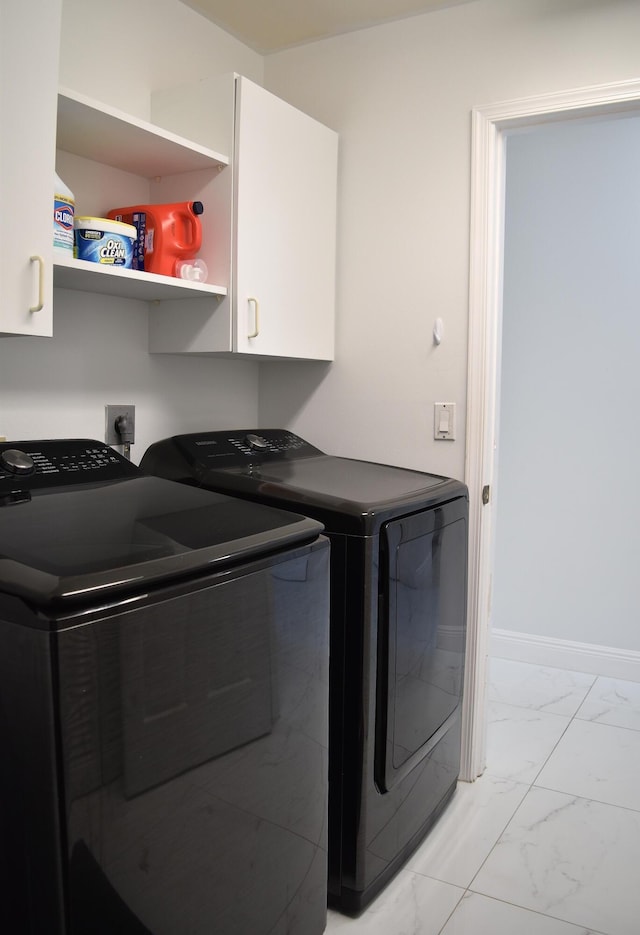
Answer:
233, 77, 338, 361
149, 75, 338, 361
0, 0, 62, 336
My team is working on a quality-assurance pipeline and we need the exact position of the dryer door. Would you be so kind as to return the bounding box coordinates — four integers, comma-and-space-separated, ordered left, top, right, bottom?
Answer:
375, 497, 467, 792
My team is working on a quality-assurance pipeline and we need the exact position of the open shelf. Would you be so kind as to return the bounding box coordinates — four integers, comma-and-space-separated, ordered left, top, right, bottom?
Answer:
57, 87, 229, 177
54, 89, 229, 305
53, 256, 227, 302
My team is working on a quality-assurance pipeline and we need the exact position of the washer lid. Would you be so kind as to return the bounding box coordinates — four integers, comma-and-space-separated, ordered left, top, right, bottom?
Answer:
0, 475, 322, 608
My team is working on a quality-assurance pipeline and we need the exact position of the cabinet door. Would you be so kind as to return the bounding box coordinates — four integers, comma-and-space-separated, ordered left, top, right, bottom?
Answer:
234, 78, 338, 360
0, 0, 61, 336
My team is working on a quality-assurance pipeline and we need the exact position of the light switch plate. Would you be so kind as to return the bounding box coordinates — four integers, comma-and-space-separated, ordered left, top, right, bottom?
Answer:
434, 402, 456, 440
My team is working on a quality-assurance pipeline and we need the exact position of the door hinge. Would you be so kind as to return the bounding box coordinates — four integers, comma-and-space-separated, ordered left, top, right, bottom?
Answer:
482, 485, 491, 505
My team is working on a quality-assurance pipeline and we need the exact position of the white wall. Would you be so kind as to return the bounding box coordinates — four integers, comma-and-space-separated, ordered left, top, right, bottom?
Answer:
260, 0, 640, 478
59, 0, 263, 118
0, 0, 264, 461
0, 290, 258, 457
491, 113, 640, 652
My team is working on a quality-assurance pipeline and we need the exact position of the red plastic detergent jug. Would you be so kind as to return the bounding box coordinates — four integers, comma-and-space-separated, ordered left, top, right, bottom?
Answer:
107, 201, 204, 277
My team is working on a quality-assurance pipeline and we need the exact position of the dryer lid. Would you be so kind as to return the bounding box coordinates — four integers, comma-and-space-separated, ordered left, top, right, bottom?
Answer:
141, 430, 467, 534
201, 456, 465, 533
231, 456, 449, 507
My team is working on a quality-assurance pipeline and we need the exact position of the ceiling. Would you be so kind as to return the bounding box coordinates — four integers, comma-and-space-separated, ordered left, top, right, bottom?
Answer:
179, 0, 477, 54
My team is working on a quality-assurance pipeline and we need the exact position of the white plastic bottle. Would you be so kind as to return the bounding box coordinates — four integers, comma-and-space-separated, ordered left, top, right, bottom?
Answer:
53, 172, 75, 255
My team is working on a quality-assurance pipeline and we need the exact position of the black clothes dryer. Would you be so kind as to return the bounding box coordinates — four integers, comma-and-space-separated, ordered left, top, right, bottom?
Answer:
141, 429, 469, 914
0, 438, 330, 935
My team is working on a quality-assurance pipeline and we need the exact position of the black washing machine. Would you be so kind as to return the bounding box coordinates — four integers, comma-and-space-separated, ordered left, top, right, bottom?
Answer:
141, 429, 469, 914
0, 438, 330, 935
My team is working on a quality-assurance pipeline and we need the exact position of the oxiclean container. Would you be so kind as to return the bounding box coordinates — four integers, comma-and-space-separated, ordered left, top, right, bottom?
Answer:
74, 217, 136, 268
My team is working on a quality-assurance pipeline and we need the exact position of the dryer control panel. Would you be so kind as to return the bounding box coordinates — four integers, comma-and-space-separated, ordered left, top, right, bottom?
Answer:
173, 429, 324, 469
0, 438, 138, 494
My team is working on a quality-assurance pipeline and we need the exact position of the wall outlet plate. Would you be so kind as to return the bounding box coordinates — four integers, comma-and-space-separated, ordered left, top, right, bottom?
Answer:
105, 405, 135, 445
434, 402, 456, 440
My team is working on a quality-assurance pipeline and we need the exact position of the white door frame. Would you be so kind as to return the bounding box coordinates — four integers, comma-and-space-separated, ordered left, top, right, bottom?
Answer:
460, 77, 640, 782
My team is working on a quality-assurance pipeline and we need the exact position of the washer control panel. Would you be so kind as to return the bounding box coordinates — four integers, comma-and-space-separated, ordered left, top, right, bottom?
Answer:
0, 439, 138, 491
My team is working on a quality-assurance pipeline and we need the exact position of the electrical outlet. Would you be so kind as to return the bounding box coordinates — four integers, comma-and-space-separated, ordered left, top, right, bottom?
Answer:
105, 405, 135, 446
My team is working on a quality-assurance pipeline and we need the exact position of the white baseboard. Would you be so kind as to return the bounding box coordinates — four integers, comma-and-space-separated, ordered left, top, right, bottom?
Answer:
491, 628, 640, 683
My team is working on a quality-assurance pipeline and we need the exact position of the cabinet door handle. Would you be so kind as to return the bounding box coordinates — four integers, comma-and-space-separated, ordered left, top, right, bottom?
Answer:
29, 255, 45, 312
248, 297, 259, 338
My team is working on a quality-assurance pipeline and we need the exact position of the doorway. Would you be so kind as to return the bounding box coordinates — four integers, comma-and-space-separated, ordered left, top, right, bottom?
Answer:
461, 78, 640, 782
493, 113, 640, 651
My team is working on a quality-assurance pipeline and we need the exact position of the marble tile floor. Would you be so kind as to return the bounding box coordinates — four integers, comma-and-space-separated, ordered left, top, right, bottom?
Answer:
325, 657, 640, 935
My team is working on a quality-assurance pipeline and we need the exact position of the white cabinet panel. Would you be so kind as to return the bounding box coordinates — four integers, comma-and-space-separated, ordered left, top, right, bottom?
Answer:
0, 0, 62, 336
234, 77, 338, 361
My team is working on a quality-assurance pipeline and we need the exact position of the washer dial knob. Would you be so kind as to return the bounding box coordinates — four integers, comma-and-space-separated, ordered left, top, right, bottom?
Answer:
1, 449, 36, 476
